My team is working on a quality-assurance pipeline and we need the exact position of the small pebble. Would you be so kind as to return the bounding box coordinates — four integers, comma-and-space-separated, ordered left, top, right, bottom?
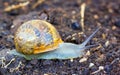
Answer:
79, 57, 87, 63
86, 51, 90, 56
30, 59, 38, 65
72, 74, 77, 75
90, 67, 98, 72
105, 40, 110, 47
82, 68, 90, 75
43, 60, 53, 65
111, 37, 117, 44
44, 74, 49, 75
96, 54, 105, 62
94, 14, 99, 19
104, 65, 112, 73
99, 66, 104, 70
39, 13, 48, 20
89, 63, 94, 68
102, 33, 106, 39
7, 10, 19, 16
0, 49, 10, 57
0, 35, 2, 38
71, 22, 81, 30
0, 45, 3, 49
70, 58, 74, 62
1, 31, 10, 36
5, 54, 15, 62
25, 63, 33, 69
114, 20, 120, 27
112, 26, 117, 30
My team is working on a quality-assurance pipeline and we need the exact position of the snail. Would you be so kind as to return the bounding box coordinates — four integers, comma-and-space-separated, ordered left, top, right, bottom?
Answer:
10, 20, 99, 60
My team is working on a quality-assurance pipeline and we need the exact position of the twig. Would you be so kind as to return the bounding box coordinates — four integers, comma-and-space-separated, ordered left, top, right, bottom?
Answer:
110, 58, 119, 65
32, 0, 45, 9
4, 58, 15, 68
0, 57, 15, 68
0, 57, 6, 68
4, 1, 30, 12
10, 61, 23, 72
91, 58, 119, 74
80, 3, 86, 32
91, 66, 104, 74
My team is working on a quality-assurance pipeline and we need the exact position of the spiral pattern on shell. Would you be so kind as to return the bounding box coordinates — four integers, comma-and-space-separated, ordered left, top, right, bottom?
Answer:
14, 20, 63, 54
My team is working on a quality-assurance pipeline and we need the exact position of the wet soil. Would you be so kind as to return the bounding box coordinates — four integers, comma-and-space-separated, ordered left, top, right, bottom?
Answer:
0, 0, 120, 75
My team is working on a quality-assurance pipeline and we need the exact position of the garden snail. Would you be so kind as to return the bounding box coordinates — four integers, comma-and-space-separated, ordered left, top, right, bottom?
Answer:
10, 20, 99, 60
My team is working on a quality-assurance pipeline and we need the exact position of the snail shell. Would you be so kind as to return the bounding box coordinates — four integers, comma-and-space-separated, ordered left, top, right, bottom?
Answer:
14, 20, 63, 54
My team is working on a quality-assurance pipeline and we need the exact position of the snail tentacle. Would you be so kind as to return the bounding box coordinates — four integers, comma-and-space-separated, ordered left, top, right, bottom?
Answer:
80, 28, 100, 47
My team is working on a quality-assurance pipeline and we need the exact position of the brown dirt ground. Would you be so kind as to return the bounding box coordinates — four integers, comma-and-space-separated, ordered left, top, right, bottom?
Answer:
0, 0, 120, 75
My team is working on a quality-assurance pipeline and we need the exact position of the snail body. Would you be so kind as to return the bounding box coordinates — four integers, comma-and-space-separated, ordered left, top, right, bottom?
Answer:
10, 20, 99, 60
